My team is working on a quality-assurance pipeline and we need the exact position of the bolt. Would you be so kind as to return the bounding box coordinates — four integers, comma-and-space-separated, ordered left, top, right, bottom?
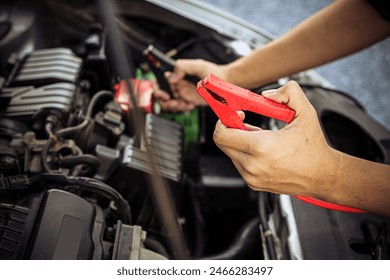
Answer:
1, 156, 16, 170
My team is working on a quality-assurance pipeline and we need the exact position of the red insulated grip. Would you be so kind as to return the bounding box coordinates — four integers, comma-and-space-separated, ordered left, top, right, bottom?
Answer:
243, 93, 295, 123
224, 114, 247, 130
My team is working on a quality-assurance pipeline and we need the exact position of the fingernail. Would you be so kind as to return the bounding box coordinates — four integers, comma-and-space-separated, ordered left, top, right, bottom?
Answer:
169, 73, 177, 82
261, 89, 276, 96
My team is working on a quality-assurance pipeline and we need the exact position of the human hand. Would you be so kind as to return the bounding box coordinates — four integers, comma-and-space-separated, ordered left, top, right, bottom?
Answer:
154, 59, 228, 112
213, 81, 340, 199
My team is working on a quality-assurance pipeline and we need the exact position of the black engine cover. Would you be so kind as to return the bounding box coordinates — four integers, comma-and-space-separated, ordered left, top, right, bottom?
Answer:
0, 189, 100, 260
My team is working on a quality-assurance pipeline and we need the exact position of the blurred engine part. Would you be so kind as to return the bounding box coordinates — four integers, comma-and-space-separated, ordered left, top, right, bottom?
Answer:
0, 48, 82, 133
0, 187, 165, 260
0, 0, 389, 261
6, 48, 82, 87
112, 222, 167, 260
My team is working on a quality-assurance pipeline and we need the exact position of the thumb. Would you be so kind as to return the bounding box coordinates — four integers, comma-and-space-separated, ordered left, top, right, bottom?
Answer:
173, 59, 210, 81
237, 110, 245, 121
236, 111, 261, 131
169, 68, 186, 83
261, 81, 314, 119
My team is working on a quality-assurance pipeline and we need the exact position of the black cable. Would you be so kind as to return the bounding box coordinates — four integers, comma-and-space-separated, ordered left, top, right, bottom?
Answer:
258, 192, 277, 260
73, 177, 131, 225
86, 90, 113, 117
168, 36, 214, 57
38, 173, 132, 225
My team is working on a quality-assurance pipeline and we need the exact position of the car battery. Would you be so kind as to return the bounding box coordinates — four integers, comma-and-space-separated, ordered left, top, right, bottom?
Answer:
109, 113, 183, 234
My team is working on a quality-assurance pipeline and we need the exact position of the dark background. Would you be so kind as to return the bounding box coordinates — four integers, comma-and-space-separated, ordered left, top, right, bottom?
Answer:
199, 0, 390, 130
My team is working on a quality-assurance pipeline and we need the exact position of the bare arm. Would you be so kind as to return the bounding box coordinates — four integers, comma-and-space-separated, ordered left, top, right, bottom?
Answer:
213, 82, 390, 216
329, 151, 390, 216
223, 0, 390, 88
155, 0, 390, 111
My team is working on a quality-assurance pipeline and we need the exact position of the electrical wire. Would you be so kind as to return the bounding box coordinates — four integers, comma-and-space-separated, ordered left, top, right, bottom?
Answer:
36, 173, 132, 225
293, 83, 367, 213
295, 196, 367, 213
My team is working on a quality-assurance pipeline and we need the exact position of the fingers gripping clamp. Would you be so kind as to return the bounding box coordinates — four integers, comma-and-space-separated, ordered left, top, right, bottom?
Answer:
196, 74, 295, 129
197, 74, 366, 214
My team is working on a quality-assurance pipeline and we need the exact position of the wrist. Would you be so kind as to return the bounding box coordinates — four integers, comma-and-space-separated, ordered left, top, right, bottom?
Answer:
302, 146, 343, 202
315, 146, 343, 202
221, 60, 267, 89
218, 64, 234, 83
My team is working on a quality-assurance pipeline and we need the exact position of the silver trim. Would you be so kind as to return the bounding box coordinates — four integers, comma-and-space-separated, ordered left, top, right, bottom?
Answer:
279, 195, 304, 260
146, 0, 273, 48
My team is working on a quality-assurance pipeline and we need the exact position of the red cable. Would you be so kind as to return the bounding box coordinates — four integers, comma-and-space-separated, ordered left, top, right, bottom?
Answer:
295, 195, 367, 213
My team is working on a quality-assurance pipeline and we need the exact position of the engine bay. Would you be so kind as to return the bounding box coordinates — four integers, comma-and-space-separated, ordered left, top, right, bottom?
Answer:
0, 0, 389, 260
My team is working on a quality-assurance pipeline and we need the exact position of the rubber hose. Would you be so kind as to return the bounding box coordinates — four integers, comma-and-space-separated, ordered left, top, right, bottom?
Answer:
56, 90, 113, 138
144, 238, 170, 259
74, 177, 132, 224
56, 155, 100, 171
40, 138, 54, 173
199, 218, 260, 260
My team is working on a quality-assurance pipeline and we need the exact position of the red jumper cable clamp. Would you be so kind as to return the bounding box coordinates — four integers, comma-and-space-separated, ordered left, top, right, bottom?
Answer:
197, 74, 295, 129
197, 74, 366, 213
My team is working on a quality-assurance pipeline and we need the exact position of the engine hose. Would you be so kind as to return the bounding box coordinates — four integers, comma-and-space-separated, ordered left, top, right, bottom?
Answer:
74, 177, 132, 225
54, 154, 100, 175
40, 138, 54, 173
68, 146, 84, 176
198, 218, 260, 260
258, 192, 277, 260
40, 173, 132, 225
86, 90, 113, 117
144, 238, 170, 259
44, 122, 55, 138
56, 90, 113, 138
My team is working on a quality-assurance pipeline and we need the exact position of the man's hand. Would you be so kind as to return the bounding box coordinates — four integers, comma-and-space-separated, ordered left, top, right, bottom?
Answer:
213, 81, 339, 199
153, 59, 228, 112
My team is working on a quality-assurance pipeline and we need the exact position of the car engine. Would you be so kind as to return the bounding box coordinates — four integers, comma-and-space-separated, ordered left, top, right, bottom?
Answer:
0, 0, 389, 260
